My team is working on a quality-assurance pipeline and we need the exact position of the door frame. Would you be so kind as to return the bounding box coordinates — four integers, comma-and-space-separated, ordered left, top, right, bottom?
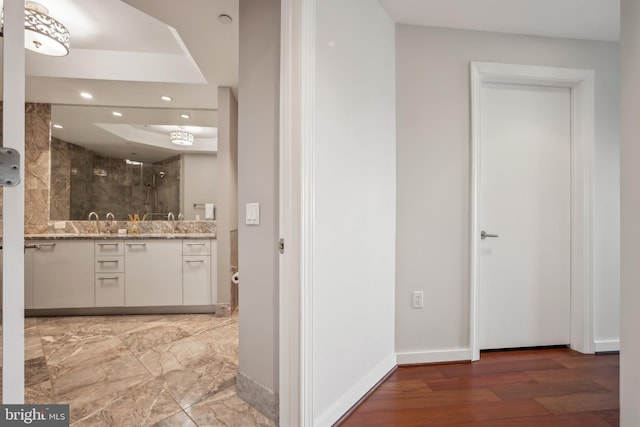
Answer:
469, 61, 595, 361
279, 0, 315, 425
2, 0, 26, 403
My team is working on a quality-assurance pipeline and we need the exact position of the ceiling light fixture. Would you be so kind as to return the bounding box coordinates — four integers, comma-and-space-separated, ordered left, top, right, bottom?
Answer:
80, 92, 93, 99
22, 1, 70, 56
112, 111, 123, 117
169, 129, 194, 146
180, 114, 190, 119
52, 124, 63, 129
161, 96, 172, 102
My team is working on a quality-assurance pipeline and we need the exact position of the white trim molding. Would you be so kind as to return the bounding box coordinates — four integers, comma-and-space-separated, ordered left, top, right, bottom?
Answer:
396, 349, 471, 365
594, 340, 620, 353
279, 0, 316, 425
470, 61, 596, 361
2, 0, 26, 404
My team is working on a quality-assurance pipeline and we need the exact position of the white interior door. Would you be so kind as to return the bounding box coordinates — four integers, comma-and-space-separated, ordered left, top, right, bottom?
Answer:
479, 82, 571, 350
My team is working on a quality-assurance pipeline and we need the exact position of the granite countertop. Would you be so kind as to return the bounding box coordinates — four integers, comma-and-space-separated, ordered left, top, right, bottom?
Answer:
25, 233, 216, 240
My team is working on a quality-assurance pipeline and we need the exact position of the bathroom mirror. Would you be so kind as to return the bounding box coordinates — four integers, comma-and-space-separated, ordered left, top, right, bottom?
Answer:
49, 104, 218, 221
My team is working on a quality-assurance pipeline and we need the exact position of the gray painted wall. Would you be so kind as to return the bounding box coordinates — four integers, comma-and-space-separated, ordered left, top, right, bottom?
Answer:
395, 26, 620, 357
181, 153, 217, 220
620, 1, 640, 424
217, 87, 239, 306
237, 0, 280, 400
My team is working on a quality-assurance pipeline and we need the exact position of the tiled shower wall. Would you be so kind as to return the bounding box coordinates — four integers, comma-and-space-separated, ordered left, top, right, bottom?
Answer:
0, 103, 51, 233
50, 138, 180, 221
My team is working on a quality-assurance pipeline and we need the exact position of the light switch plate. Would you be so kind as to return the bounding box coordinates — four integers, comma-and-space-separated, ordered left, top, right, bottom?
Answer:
246, 203, 260, 225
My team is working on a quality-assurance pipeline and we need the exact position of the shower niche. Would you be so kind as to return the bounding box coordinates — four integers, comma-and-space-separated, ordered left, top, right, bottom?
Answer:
50, 138, 180, 221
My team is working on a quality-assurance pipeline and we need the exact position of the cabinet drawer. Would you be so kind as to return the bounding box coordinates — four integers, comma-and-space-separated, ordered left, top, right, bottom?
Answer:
95, 256, 124, 273
95, 241, 125, 256
183, 240, 211, 256
95, 274, 125, 307
183, 256, 211, 305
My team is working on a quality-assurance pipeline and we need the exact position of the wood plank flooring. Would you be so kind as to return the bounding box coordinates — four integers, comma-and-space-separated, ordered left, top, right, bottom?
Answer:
339, 348, 619, 427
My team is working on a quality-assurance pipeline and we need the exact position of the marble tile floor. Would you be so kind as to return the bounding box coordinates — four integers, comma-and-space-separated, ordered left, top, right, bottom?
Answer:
0, 313, 274, 427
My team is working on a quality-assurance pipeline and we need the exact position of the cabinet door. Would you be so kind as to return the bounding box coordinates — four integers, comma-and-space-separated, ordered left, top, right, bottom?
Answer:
183, 256, 211, 305
125, 240, 182, 306
210, 240, 218, 304
32, 241, 95, 309
24, 246, 33, 309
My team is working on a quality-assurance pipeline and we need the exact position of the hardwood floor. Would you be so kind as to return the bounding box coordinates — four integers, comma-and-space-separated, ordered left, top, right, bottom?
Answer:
339, 348, 619, 426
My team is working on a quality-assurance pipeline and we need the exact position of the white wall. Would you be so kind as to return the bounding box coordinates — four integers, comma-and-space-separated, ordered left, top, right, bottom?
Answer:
395, 26, 620, 360
181, 153, 217, 220
312, 1, 396, 425
620, 1, 640, 424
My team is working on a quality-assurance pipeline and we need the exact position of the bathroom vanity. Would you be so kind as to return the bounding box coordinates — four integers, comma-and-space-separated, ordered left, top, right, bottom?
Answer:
23, 234, 217, 314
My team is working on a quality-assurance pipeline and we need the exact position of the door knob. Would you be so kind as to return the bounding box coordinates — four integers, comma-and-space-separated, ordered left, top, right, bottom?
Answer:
481, 231, 499, 240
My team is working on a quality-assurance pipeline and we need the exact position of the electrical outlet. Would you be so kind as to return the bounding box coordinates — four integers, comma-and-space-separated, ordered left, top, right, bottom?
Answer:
412, 291, 424, 309
54, 221, 66, 229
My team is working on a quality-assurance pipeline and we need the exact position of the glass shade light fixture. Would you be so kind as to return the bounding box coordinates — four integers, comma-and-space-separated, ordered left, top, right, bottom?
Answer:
169, 129, 194, 146
23, 1, 70, 56
1, 2, 70, 56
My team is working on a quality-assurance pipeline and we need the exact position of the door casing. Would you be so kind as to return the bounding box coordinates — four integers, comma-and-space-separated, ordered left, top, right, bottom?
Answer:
470, 61, 595, 361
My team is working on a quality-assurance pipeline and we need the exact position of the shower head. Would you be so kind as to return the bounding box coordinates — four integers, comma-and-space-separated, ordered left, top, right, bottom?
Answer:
159, 171, 166, 178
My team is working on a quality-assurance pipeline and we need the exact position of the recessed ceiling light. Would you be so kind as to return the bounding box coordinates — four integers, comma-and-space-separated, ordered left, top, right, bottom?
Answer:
112, 111, 123, 117
80, 92, 93, 99
180, 114, 191, 119
218, 14, 232, 24
161, 96, 172, 102
52, 124, 63, 129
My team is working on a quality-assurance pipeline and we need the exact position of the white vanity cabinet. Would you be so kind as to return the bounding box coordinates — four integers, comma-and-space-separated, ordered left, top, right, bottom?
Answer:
24, 237, 217, 311
29, 240, 95, 309
124, 240, 183, 306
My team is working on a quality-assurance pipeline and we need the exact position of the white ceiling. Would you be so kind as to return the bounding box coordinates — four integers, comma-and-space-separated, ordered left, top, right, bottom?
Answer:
0, 0, 238, 162
0, 0, 620, 162
378, 0, 620, 42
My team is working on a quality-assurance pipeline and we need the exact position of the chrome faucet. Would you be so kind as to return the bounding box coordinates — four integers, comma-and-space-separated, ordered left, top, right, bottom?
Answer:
167, 212, 176, 233
88, 211, 100, 234
178, 212, 184, 221
105, 212, 115, 234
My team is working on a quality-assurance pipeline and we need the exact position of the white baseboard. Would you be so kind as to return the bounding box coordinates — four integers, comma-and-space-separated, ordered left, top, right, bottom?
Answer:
594, 339, 620, 352
315, 353, 397, 427
396, 348, 471, 365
